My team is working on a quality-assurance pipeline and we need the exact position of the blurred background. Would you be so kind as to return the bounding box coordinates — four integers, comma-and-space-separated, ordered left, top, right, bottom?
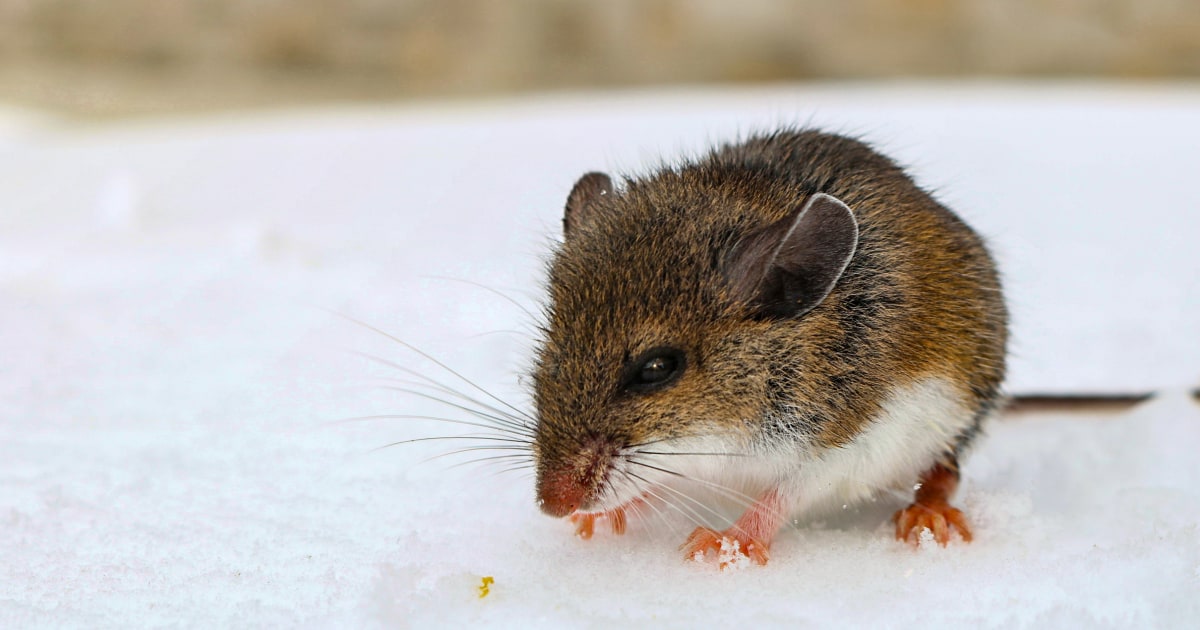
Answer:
2, 0, 1198, 118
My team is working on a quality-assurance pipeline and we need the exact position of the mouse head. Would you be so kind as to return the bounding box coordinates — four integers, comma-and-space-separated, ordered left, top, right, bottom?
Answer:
531, 170, 858, 517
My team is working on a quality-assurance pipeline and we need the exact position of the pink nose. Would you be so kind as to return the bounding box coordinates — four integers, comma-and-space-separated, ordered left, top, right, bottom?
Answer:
537, 469, 586, 517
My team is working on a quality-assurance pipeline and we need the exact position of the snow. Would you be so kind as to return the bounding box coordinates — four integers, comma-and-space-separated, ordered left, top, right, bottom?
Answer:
2, 84, 1199, 627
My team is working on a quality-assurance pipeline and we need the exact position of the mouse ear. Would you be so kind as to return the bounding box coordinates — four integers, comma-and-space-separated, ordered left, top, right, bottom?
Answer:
723, 193, 859, 318
563, 172, 613, 238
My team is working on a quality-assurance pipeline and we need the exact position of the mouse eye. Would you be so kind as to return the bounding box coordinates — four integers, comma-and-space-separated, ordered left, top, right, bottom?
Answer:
624, 347, 686, 393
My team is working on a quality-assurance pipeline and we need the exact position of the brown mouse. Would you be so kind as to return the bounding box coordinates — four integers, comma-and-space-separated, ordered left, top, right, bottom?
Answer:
530, 129, 1007, 567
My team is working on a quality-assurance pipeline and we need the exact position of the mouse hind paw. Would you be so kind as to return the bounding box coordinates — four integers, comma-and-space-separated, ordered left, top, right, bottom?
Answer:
895, 460, 973, 546
893, 500, 973, 546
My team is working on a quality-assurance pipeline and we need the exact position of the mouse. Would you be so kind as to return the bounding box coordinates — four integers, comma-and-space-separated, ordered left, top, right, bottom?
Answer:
529, 129, 1007, 567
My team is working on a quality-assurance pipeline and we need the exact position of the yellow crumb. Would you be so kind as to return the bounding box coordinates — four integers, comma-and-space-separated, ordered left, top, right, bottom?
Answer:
478, 576, 495, 599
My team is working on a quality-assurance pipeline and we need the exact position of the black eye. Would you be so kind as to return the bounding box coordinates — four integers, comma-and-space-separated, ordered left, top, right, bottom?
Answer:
624, 347, 686, 392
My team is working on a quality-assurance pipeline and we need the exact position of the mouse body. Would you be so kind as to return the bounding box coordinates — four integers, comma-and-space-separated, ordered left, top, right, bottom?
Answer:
530, 129, 1007, 566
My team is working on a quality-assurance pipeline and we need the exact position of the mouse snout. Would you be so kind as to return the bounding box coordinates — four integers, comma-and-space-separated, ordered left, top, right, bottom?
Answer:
535, 437, 620, 518
536, 469, 587, 517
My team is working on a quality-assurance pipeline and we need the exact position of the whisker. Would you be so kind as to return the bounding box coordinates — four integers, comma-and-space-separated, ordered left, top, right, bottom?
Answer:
443, 453, 534, 467
627, 464, 780, 545
623, 470, 714, 531
614, 470, 685, 538
358, 351, 534, 431
372, 435, 531, 452
431, 450, 532, 467
422, 275, 541, 322
357, 351, 529, 421
627, 459, 758, 508
331, 311, 536, 423
494, 464, 538, 477
634, 451, 749, 458
624, 436, 676, 450
380, 386, 534, 438
327, 413, 530, 439
634, 475, 773, 544
466, 329, 531, 340
372, 379, 533, 436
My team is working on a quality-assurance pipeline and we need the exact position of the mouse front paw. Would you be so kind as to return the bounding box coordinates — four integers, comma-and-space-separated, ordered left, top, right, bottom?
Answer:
681, 527, 770, 568
569, 507, 628, 539
893, 500, 973, 546
681, 488, 784, 568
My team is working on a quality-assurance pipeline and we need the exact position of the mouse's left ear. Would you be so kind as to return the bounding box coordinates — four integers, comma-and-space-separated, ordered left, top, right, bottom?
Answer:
563, 172, 613, 239
723, 193, 859, 318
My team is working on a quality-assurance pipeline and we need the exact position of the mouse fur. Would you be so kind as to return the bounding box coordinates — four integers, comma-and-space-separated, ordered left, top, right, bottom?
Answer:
530, 129, 1007, 555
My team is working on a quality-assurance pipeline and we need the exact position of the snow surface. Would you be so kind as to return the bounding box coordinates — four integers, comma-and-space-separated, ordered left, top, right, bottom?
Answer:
2, 85, 1199, 627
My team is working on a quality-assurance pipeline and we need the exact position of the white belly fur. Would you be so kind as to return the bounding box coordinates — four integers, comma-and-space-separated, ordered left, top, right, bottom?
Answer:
630, 377, 976, 521
781, 377, 973, 515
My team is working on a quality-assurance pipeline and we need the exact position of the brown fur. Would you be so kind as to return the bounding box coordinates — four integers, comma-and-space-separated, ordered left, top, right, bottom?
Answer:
531, 129, 1007, 513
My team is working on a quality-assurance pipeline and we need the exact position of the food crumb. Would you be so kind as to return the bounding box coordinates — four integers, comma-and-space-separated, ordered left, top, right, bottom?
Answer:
478, 576, 494, 599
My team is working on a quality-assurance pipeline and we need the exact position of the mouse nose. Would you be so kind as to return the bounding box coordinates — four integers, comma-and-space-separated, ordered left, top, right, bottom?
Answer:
534, 434, 621, 517
536, 469, 586, 518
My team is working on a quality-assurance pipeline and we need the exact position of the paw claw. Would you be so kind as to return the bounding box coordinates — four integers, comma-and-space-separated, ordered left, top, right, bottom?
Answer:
609, 507, 627, 535
681, 527, 722, 558
569, 506, 628, 540
682, 526, 770, 568
893, 501, 972, 546
944, 508, 974, 543
570, 512, 596, 539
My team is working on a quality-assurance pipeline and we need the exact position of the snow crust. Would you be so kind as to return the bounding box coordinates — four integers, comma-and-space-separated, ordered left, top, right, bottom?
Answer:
2, 85, 1198, 627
